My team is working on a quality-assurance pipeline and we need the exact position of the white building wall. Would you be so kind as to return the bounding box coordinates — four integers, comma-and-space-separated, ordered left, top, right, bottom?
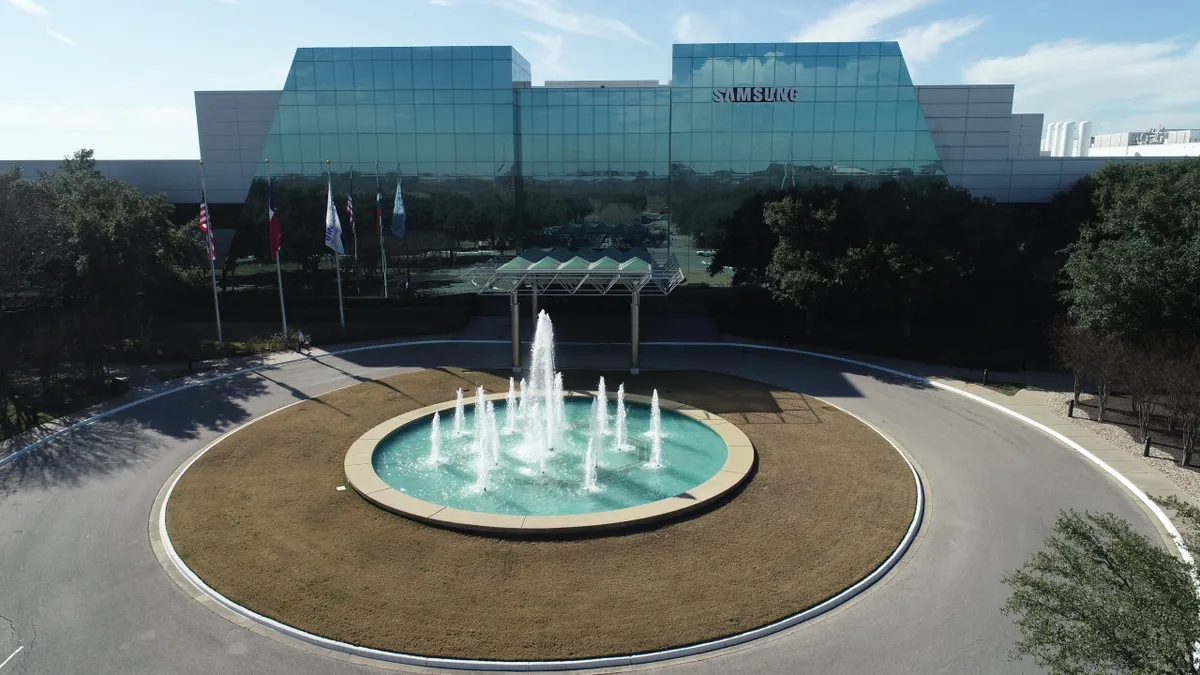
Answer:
0, 158, 202, 203
194, 90, 282, 203
1086, 143, 1200, 158
1009, 113, 1044, 158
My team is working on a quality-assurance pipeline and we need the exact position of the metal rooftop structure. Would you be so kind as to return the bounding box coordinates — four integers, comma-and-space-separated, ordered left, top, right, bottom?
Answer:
463, 247, 684, 374
464, 247, 683, 296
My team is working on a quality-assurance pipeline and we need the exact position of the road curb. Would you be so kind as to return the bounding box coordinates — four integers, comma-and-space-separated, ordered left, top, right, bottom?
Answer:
150, 350, 925, 672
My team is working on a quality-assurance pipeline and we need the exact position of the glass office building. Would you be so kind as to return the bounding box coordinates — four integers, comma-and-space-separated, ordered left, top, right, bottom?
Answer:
258, 42, 942, 280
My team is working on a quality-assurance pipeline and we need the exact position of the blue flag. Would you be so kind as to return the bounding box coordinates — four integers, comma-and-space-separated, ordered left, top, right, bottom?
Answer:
324, 177, 344, 255
391, 178, 406, 239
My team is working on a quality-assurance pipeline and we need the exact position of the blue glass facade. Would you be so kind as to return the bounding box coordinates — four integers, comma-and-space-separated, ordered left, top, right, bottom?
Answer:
258, 42, 944, 280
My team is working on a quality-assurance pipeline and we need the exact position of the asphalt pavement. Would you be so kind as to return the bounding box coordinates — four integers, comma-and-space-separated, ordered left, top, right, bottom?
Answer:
0, 341, 1158, 674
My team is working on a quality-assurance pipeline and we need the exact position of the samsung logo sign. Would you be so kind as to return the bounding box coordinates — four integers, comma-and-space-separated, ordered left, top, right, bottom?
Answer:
712, 87, 800, 103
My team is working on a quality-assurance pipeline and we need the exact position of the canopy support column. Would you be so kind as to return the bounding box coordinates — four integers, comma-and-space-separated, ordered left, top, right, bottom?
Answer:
510, 291, 521, 373
630, 291, 640, 375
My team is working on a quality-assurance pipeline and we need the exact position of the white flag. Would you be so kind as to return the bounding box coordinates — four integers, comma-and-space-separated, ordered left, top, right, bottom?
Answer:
324, 177, 344, 255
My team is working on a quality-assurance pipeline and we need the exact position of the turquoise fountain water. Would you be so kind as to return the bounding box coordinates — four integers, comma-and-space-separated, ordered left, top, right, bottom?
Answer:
371, 311, 730, 517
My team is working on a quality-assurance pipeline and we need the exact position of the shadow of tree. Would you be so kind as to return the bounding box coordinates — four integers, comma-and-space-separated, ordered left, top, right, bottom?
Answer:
0, 370, 270, 494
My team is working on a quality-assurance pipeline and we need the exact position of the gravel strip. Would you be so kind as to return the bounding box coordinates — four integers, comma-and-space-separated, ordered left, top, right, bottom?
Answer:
1046, 392, 1200, 502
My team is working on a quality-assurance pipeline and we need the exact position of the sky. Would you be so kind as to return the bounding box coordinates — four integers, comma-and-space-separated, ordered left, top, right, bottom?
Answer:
2, 0, 1198, 160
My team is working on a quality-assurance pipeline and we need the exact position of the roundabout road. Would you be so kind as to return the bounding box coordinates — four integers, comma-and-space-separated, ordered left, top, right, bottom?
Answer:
0, 342, 1163, 674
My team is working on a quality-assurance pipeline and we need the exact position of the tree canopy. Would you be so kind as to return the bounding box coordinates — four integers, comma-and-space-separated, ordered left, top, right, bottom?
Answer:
1002, 509, 1200, 675
1061, 159, 1200, 341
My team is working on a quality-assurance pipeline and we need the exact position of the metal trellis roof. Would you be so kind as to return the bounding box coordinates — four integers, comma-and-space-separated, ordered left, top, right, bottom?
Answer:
462, 247, 684, 296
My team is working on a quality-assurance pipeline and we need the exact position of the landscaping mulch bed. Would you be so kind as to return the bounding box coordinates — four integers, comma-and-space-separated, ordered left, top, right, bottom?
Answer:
167, 369, 915, 661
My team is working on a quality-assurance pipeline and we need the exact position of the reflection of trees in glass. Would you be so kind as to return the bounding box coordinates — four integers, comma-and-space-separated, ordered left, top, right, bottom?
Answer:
232, 175, 517, 268
709, 178, 1071, 338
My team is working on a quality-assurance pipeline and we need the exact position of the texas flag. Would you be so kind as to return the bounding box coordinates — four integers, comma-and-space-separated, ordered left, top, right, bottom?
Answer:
267, 179, 282, 261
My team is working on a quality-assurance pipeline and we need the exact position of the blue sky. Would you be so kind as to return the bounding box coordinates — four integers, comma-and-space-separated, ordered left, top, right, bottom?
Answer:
2, 0, 1198, 159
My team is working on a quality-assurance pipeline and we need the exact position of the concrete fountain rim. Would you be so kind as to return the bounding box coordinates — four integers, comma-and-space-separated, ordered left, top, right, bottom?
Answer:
344, 390, 756, 534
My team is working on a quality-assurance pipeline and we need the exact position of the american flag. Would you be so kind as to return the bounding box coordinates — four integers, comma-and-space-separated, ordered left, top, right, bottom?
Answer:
376, 187, 382, 235
198, 191, 216, 262
346, 194, 355, 234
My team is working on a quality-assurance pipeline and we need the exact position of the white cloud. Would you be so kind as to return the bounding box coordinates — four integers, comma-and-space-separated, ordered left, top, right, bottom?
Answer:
211, 0, 239, 4
46, 28, 74, 46
493, 0, 650, 45
792, 0, 933, 42
964, 38, 1200, 133
429, 0, 450, 5
790, 0, 982, 68
521, 31, 569, 81
7, 0, 48, 16
894, 16, 985, 63
672, 12, 722, 44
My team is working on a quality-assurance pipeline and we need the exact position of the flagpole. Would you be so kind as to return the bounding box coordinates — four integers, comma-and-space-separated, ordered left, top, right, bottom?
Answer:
327, 160, 346, 332
198, 161, 224, 348
265, 159, 288, 335
349, 165, 359, 261
377, 161, 388, 299
398, 161, 410, 287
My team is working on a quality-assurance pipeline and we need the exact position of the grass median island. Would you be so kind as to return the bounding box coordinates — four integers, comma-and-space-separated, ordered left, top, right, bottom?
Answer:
166, 369, 916, 661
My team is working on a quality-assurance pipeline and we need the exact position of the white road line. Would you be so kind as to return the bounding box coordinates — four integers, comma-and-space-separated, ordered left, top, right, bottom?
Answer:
0, 646, 23, 671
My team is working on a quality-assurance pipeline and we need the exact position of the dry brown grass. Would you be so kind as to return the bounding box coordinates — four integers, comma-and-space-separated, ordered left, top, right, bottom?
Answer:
167, 369, 915, 661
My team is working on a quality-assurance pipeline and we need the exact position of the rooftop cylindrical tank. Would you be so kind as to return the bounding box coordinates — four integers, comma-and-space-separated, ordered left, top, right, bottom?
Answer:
1076, 121, 1092, 157
1058, 122, 1076, 157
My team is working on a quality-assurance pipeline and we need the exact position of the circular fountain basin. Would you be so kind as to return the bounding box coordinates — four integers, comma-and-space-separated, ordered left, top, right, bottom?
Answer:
344, 392, 755, 534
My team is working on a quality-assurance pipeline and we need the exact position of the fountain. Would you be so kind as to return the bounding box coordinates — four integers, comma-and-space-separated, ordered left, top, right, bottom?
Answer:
597, 377, 608, 436
365, 310, 738, 522
647, 389, 663, 468
504, 378, 517, 434
486, 400, 501, 465
453, 388, 465, 436
582, 436, 599, 493
614, 383, 629, 451
428, 411, 442, 464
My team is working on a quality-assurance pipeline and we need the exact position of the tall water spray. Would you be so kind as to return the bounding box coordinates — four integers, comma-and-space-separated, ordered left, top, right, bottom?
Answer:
486, 400, 501, 465
583, 396, 601, 491
647, 389, 663, 468
517, 378, 527, 421
453, 388, 465, 436
505, 378, 517, 434
429, 411, 442, 464
597, 377, 609, 435
582, 437, 598, 492
553, 372, 566, 437
528, 311, 559, 463
472, 385, 486, 453
614, 383, 629, 451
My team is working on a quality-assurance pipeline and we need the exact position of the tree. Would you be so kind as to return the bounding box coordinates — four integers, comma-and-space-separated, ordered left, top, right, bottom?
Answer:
1090, 332, 1126, 423
1119, 341, 1168, 442
1052, 321, 1092, 404
1002, 509, 1200, 675
1061, 159, 1200, 341
38, 150, 196, 349
0, 165, 68, 313
762, 194, 857, 336
1162, 345, 1200, 467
